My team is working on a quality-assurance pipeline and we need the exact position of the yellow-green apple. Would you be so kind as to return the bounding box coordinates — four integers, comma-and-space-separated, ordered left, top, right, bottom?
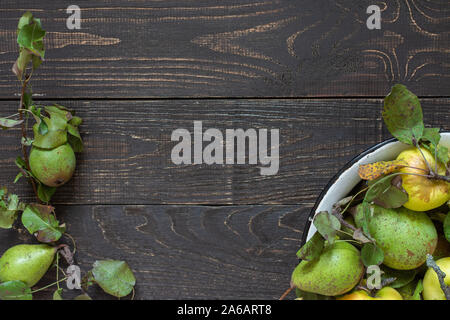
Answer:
396, 148, 449, 212
338, 287, 403, 300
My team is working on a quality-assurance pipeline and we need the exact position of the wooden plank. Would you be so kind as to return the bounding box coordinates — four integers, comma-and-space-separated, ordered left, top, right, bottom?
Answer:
0, 204, 306, 299
0, 0, 449, 98
0, 98, 448, 205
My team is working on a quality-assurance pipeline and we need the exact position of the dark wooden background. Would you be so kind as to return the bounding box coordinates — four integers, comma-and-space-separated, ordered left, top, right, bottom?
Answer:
0, 0, 449, 300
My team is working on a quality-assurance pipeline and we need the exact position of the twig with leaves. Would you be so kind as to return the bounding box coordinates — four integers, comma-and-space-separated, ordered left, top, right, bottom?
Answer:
0, 12, 137, 301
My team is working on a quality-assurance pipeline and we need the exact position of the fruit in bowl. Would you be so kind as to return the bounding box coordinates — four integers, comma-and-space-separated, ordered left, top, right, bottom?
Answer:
289, 85, 450, 301
291, 241, 364, 296
397, 148, 448, 212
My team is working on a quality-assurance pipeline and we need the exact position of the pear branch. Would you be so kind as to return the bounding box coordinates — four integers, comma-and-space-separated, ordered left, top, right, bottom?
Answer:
426, 254, 450, 300
18, 76, 40, 203
279, 287, 293, 300
413, 139, 434, 176
412, 139, 449, 182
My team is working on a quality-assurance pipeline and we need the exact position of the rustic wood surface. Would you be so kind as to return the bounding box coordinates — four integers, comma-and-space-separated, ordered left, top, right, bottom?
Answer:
0, 1, 449, 300
0, 0, 449, 98
1, 204, 307, 299
0, 98, 449, 205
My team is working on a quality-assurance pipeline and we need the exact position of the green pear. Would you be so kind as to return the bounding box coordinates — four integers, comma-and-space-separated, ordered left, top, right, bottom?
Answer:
291, 241, 364, 296
355, 204, 437, 270
0, 244, 57, 287
29, 143, 76, 187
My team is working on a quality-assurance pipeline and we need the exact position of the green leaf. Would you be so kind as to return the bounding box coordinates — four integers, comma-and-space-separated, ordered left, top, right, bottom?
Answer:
366, 174, 408, 209
81, 271, 95, 292
21, 136, 33, 146
32, 54, 43, 70
45, 105, 73, 122
381, 265, 416, 288
38, 120, 48, 135
423, 143, 449, 167
355, 201, 372, 237
68, 124, 83, 152
0, 191, 21, 229
32, 117, 67, 149
69, 116, 83, 127
0, 281, 32, 300
0, 209, 19, 229
23, 92, 33, 108
17, 11, 33, 30
74, 294, 92, 300
352, 228, 372, 243
12, 48, 32, 79
91, 260, 136, 298
422, 128, 441, 146
15, 156, 35, 180
313, 211, 341, 245
53, 288, 63, 300
412, 280, 423, 300
17, 21, 46, 57
32, 105, 76, 149
444, 213, 450, 243
13, 172, 23, 184
21, 204, 65, 243
0, 117, 23, 129
14, 12, 46, 78
37, 184, 56, 203
383, 84, 424, 145
421, 127, 449, 166
361, 243, 384, 267
296, 232, 324, 261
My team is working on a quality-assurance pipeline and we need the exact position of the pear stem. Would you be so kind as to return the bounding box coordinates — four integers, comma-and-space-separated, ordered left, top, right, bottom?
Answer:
337, 229, 354, 238
340, 187, 368, 215
56, 253, 60, 290
413, 140, 435, 176
18, 75, 40, 203
412, 141, 450, 182
31, 277, 68, 294
279, 287, 293, 300
64, 233, 77, 255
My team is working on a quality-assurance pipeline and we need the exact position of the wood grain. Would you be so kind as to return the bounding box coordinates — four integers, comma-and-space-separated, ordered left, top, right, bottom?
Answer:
0, 204, 307, 300
0, 0, 449, 301
0, 98, 448, 205
0, 0, 449, 98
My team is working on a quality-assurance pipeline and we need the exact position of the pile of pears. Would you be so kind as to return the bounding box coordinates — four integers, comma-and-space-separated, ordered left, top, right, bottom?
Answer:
291, 147, 450, 300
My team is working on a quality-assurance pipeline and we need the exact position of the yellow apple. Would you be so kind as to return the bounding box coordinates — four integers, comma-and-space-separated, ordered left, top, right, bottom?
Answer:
423, 257, 450, 300
396, 148, 449, 212
338, 287, 402, 300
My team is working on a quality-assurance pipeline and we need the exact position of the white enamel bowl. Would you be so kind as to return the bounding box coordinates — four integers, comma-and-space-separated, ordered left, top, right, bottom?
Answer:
301, 132, 450, 245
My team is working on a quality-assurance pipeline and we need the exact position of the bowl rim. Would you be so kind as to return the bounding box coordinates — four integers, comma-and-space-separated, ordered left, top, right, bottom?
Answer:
300, 131, 450, 247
